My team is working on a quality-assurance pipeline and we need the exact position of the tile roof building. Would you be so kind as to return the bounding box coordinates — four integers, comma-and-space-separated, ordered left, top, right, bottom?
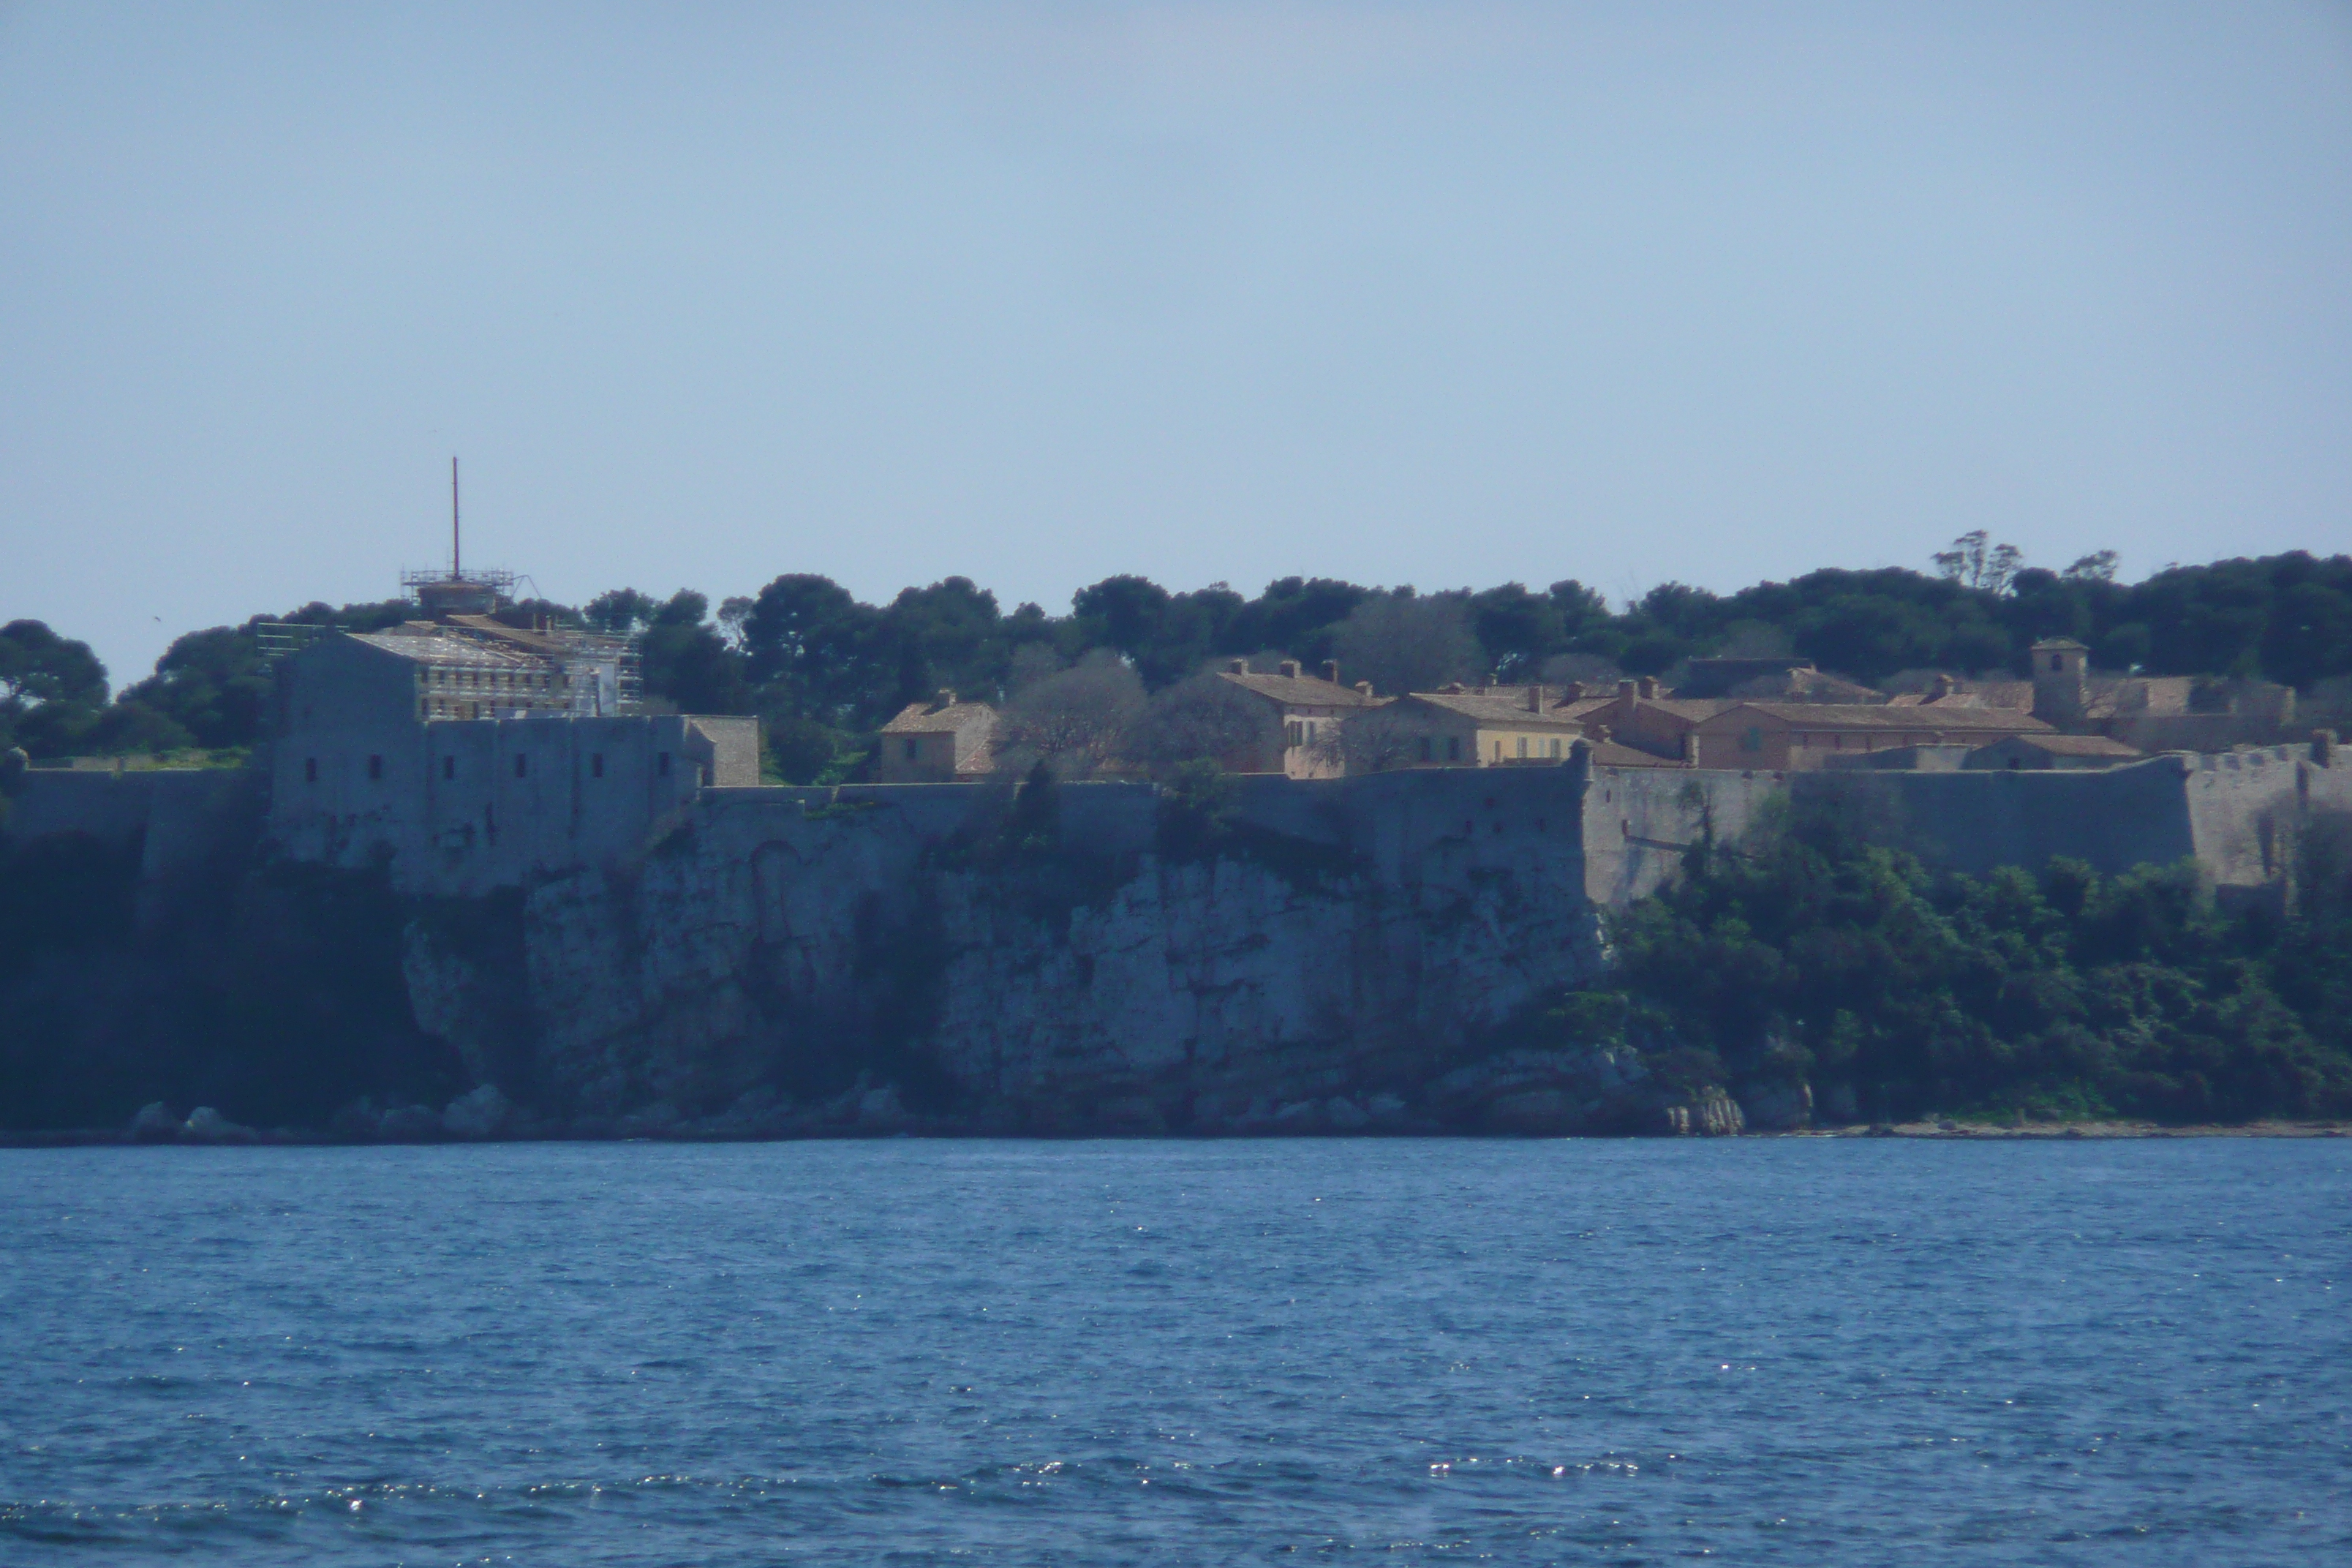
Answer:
876, 692, 1000, 782
1687, 701, 2052, 770
1965, 733, 2144, 771
1214, 659, 1383, 777
1343, 685, 1585, 770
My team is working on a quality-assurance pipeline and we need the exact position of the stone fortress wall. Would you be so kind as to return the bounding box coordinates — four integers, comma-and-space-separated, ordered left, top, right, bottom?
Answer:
11, 734, 2346, 914
11, 732, 2346, 1132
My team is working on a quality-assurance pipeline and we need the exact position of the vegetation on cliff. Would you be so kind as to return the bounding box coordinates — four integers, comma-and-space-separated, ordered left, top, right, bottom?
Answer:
10, 546, 2352, 769
1509, 799, 2352, 1125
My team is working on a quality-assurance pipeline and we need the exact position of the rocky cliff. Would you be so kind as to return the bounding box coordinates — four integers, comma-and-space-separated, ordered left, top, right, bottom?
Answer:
389, 776, 1757, 1138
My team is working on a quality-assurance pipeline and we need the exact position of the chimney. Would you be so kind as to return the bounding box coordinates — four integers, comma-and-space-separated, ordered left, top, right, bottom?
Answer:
1355, 680, 1373, 697
1525, 685, 1543, 712
1561, 681, 1584, 702
1637, 676, 1658, 699
1226, 657, 1249, 674
1590, 723, 1612, 743
1929, 673, 1954, 700
1441, 681, 1466, 695
935, 688, 957, 709
1617, 679, 1637, 701
1278, 659, 1302, 679
1322, 660, 1340, 685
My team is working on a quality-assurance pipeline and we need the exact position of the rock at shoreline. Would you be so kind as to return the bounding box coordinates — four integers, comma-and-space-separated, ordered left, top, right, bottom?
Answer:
1738, 1080, 1813, 1132
442, 1085, 512, 1139
129, 1102, 179, 1141
1656, 1093, 1746, 1137
378, 1104, 442, 1141
183, 1106, 257, 1144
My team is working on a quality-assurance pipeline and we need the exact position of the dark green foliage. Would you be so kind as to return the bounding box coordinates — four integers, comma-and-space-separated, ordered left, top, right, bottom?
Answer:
1554, 798, 2352, 1123
31, 549, 2352, 765
1154, 759, 1237, 860
0, 619, 110, 756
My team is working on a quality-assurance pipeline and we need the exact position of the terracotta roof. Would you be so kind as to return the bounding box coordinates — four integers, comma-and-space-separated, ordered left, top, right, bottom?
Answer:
2031, 637, 2089, 651
1722, 702, 2051, 733
1625, 698, 1741, 723
1987, 733, 2142, 757
1885, 680, 2035, 711
1218, 671, 1384, 709
880, 700, 998, 735
1401, 691, 1583, 728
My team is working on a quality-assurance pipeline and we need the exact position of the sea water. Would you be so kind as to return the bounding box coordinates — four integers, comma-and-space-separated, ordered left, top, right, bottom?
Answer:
1, 1137, 2345, 1565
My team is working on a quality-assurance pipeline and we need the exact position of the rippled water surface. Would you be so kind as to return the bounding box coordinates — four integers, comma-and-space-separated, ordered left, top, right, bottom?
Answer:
2, 1138, 2347, 1565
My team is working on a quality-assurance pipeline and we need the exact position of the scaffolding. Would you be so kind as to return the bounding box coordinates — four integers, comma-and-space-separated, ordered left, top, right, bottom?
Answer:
402, 566, 516, 603
253, 622, 328, 661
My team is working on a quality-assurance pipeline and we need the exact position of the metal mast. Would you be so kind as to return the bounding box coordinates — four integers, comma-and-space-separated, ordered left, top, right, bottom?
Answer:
451, 456, 461, 578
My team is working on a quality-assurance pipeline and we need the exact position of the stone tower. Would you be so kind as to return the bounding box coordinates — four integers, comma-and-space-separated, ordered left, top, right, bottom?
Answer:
2030, 638, 2089, 725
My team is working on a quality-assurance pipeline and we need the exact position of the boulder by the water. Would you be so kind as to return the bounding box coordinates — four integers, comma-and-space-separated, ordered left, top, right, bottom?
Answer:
441, 1085, 511, 1139
182, 1107, 257, 1144
1656, 1093, 1746, 1137
129, 1102, 179, 1141
377, 1104, 442, 1141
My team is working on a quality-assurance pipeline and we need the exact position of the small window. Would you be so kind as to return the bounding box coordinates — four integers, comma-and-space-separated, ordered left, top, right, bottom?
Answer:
1446, 737, 1460, 761
1417, 736, 1433, 762
442, 756, 456, 780
304, 757, 318, 784
1741, 727, 1763, 753
368, 755, 383, 780
514, 754, 528, 779
658, 751, 671, 777
1493, 740, 1502, 761
905, 738, 919, 760
1516, 736, 1528, 758
591, 753, 605, 779
2051, 655, 2063, 671
1548, 738, 1561, 758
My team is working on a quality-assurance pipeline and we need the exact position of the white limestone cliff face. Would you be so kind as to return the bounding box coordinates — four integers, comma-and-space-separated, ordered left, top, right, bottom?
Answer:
399, 797, 1635, 1131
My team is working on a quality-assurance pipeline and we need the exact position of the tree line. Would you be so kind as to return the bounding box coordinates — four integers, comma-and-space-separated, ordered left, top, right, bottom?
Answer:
1497, 791, 2352, 1125
6, 541, 2351, 779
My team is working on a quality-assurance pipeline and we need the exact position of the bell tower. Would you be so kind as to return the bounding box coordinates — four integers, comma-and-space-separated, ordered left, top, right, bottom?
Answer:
2030, 638, 2089, 724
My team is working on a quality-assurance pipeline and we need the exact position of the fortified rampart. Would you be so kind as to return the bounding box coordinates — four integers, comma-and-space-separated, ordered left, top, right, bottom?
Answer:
8, 735, 2345, 1135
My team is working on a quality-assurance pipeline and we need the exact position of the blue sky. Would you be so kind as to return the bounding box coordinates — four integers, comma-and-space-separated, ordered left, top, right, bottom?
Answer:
3, 2, 2348, 686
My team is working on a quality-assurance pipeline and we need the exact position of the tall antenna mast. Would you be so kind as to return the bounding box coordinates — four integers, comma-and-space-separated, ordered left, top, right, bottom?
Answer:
451, 456, 461, 578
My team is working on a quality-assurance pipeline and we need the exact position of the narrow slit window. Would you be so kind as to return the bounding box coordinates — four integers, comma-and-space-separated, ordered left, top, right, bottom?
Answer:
591, 753, 605, 779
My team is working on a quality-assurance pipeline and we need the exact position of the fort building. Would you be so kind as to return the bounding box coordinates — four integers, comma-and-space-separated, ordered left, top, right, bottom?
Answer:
1342, 685, 1586, 769
1213, 659, 1384, 778
1967, 733, 2144, 771
260, 557, 758, 895
876, 692, 1000, 783
1686, 700, 2051, 770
